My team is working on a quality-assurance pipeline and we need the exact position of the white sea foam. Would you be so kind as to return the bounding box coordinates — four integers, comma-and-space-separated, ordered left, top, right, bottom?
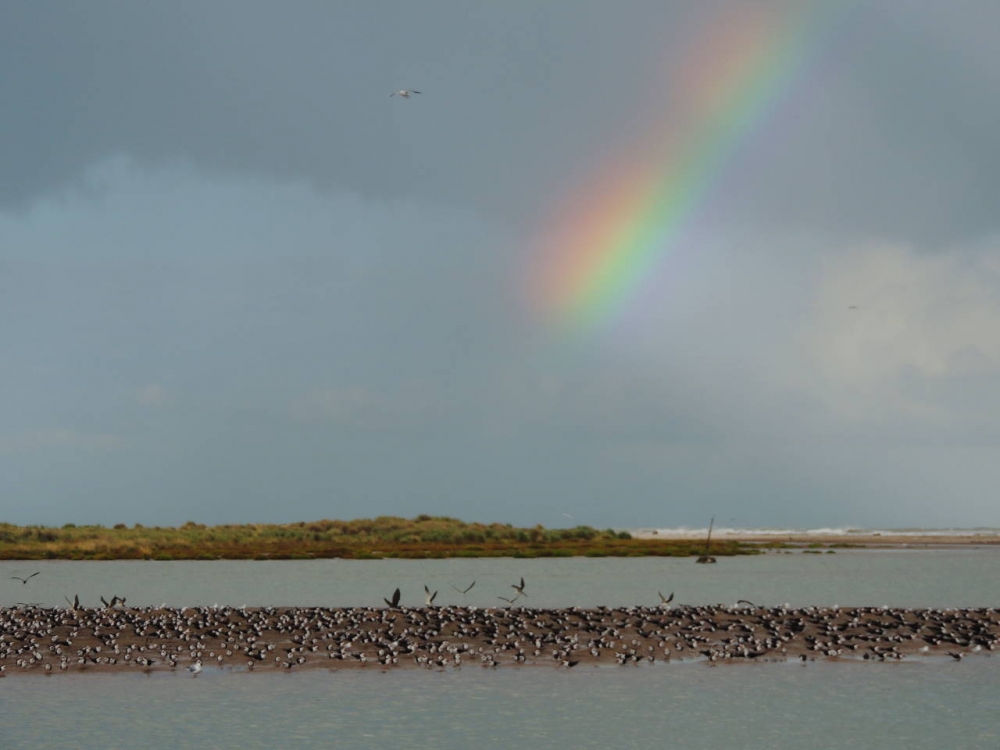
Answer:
630, 527, 1000, 538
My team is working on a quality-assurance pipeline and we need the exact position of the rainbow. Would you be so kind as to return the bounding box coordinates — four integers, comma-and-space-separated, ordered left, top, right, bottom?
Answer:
529, 2, 847, 334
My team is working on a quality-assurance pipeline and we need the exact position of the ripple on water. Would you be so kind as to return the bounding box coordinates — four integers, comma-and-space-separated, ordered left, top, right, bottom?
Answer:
2, 661, 999, 750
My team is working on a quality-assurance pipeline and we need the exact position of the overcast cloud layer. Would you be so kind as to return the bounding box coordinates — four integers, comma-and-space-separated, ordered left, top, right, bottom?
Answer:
3, 0, 1000, 528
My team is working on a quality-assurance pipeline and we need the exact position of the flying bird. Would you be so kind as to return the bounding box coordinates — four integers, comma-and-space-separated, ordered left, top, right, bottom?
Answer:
11, 572, 39, 585
451, 580, 476, 595
390, 89, 421, 98
384, 587, 402, 608
512, 577, 527, 597
424, 585, 438, 607
658, 591, 674, 605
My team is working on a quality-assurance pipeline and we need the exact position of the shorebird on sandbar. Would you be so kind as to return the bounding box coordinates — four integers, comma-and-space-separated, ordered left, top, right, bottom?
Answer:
188, 660, 203, 676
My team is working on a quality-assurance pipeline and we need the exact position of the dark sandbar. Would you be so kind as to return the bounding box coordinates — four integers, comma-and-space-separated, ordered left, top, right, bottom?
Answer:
2, 604, 996, 676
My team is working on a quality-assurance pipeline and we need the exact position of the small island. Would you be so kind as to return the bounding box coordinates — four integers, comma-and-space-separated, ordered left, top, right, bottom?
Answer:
0, 516, 754, 561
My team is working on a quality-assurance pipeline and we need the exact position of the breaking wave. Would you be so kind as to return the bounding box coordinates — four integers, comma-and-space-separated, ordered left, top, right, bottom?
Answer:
631, 527, 1000, 538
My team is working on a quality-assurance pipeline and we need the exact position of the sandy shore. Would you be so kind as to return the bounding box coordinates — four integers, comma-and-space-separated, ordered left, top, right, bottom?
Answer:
2, 604, 996, 676
632, 532, 1000, 547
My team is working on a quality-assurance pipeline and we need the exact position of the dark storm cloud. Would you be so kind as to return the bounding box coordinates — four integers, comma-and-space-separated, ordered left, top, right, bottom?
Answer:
3, 1, 1000, 529
4, 1, 1000, 243
1, 0, 669, 219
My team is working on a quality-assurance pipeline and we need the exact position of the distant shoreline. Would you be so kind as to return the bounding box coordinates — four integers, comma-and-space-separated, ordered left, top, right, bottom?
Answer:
0, 517, 755, 560
3, 517, 996, 560
631, 531, 1000, 547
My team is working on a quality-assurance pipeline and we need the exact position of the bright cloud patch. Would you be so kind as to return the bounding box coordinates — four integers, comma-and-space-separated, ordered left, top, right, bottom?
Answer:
806, 241, 1000, 422
813, 243, 1000, 381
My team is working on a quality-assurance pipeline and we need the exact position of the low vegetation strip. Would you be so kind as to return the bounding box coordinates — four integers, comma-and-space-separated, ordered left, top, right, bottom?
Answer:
0, 516, 756, 561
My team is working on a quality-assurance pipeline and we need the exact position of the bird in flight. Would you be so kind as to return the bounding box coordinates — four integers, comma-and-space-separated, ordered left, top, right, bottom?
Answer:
512, 577, 527, 598
451, 580, 476, 595
384, 587, 402, 608
658, 591, 674, 605
390, 89, 421, 98
11, 572, 40, 585
424, 585, 438, 607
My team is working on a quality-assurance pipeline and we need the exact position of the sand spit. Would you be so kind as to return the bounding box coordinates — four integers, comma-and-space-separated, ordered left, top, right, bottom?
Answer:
2, 604, 998, 676
631, 532, 1000, 547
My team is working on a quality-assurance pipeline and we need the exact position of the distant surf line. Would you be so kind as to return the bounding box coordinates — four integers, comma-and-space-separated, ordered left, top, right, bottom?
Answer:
631, 527, 1000, 539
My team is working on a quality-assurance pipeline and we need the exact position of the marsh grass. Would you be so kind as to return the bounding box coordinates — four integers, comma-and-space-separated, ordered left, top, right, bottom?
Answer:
0, 516, 756, 560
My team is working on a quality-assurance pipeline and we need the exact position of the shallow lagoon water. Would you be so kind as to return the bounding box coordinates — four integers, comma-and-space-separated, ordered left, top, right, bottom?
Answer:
3, 547, 1000, 609
3, 550, 999, 749
3, 660, 998, 750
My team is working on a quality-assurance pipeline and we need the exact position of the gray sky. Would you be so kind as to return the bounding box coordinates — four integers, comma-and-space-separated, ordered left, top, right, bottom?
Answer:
3, 0, 999, 528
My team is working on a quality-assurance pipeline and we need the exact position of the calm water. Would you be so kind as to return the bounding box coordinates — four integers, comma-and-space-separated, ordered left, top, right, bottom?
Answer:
2, 661, 998, 749
3, 547, 1000, 609
3, 550, 999, 748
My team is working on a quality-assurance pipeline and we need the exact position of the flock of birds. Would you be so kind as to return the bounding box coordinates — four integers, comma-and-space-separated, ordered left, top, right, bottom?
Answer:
2, 569, 996, 676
